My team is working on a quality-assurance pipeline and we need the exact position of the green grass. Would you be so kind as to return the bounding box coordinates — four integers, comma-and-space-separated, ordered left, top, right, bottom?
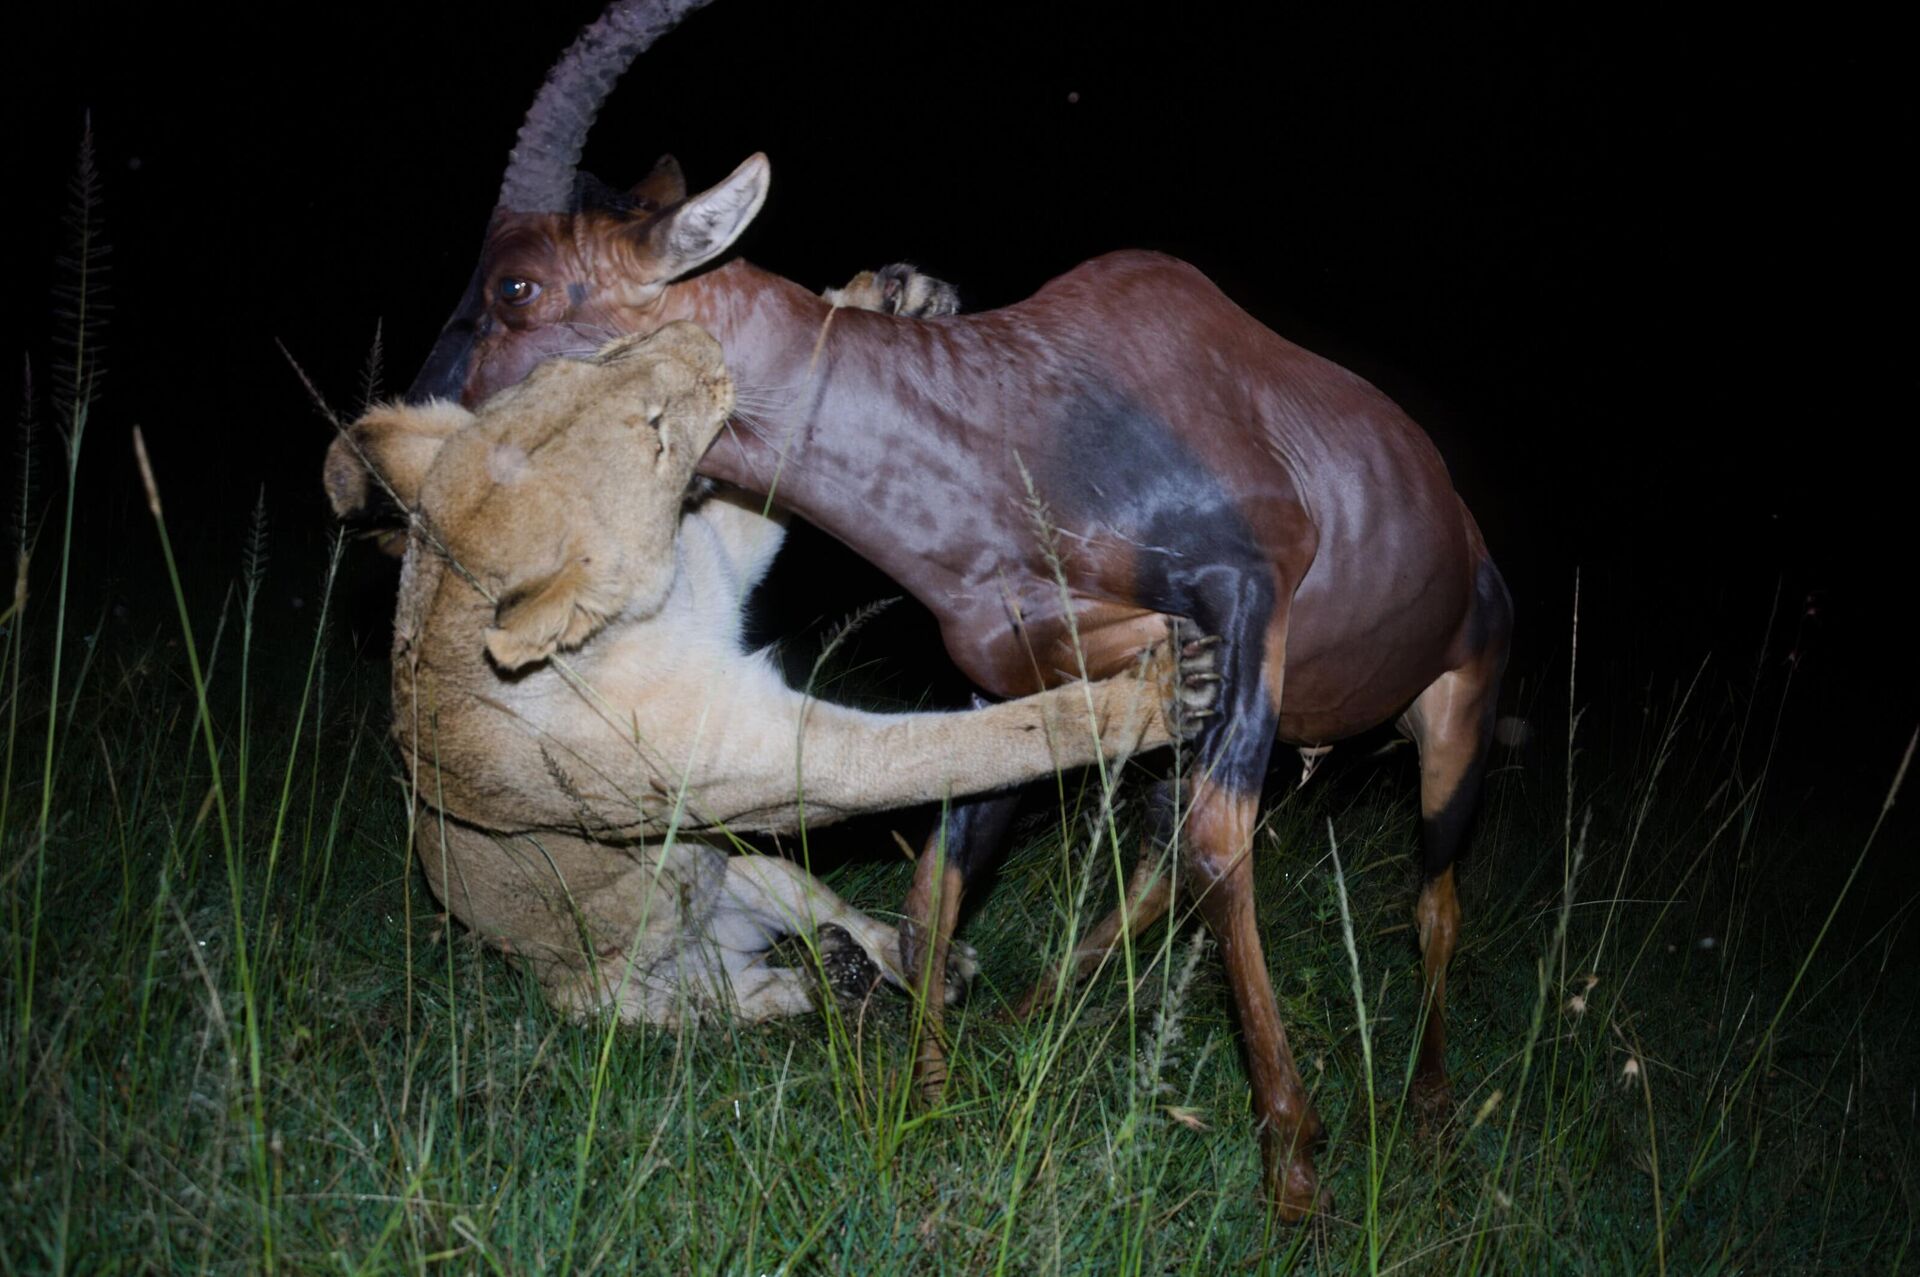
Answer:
1, 521, 1913, 1272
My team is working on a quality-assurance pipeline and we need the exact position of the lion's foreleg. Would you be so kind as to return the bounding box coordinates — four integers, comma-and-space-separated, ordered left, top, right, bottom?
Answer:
785, 667, 1173, 819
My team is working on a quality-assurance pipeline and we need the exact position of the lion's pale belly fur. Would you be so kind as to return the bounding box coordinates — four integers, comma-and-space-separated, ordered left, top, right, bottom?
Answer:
392, 491, 799, 838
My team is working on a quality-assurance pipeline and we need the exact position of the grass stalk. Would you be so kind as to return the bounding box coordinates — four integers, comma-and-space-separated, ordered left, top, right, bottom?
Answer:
1328, 819, 1380, 1274
131, 427, 275, 1272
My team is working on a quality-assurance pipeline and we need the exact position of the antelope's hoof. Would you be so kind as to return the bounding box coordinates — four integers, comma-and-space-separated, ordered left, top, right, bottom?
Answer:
1167, 617, 1224, 740
1262, 1106, 1330, 1223
1269, 1155, 1330, 1225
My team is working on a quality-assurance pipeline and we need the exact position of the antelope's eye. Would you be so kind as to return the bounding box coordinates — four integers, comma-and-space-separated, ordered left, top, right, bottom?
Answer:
497, 277, 541, 306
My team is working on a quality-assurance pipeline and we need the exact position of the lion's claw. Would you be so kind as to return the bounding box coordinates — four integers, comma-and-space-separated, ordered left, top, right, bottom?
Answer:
1166, 617, 1224, 741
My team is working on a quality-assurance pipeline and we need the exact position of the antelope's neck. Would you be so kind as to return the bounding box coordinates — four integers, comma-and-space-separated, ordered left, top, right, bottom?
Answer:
664, 261, 991, 581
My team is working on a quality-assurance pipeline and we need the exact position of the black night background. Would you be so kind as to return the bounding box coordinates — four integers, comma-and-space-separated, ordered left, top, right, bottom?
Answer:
4, 2, 1915, 1268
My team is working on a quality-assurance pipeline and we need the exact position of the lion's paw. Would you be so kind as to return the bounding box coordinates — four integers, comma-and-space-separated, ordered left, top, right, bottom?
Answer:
809, 923, 887, 1003
823, 263, 961, 318
1163, 616, 1223, 741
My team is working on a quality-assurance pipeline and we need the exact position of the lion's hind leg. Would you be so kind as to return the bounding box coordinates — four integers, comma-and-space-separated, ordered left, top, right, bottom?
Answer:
716, 856, 910, 989
710, 963, 821, 1022
718, 856, 982, 1009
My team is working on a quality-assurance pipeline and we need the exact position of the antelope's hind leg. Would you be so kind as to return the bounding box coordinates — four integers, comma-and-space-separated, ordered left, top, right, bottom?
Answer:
1400, 559, 1512, 1121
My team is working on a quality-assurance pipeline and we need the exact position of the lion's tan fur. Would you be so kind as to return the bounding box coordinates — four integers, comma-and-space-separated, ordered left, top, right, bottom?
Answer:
328, 322, 1191, 1024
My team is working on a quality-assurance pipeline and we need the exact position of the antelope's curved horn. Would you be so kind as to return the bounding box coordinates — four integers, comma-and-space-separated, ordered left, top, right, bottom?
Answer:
496, 0, 718, 215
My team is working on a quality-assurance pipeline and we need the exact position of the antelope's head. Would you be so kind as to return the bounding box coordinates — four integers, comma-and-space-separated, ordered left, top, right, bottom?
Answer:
409, 0, 767, 408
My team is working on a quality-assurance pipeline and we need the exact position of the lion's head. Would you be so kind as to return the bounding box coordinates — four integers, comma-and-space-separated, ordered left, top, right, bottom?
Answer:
326, 320, 734, 670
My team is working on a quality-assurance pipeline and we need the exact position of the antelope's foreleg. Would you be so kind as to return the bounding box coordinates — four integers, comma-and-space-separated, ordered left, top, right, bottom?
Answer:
1187, 779, 1325, 1222
1186, 589, 1324, 1222
903, 779, 1024, 1099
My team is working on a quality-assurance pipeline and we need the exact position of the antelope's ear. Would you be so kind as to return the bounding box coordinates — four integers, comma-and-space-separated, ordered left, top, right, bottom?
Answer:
484, 559, 619, 671
629, 154, 686, 210
644, 152, 770, 280
324, 400, 472, 518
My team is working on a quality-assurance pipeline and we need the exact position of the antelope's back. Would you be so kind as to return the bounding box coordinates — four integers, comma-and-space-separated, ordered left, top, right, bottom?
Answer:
1001, 250, 1490, 728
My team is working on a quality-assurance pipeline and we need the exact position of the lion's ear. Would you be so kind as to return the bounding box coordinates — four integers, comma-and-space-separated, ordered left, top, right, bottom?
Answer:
325, 400, 473, 518
484, 559, 620, 671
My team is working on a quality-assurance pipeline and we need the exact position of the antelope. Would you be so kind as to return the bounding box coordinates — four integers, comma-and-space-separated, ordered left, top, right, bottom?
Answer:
385, 0, 1513, 1220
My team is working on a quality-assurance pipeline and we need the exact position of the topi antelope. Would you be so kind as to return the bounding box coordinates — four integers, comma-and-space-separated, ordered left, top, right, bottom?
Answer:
387, 0, 1513, 1220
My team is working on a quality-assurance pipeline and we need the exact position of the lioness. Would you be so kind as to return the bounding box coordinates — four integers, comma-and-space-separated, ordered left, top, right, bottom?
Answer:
328, 321, 1213, 1024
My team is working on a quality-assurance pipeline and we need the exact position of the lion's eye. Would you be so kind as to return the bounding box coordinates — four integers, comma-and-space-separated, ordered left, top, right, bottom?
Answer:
498, 277, 541, 306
